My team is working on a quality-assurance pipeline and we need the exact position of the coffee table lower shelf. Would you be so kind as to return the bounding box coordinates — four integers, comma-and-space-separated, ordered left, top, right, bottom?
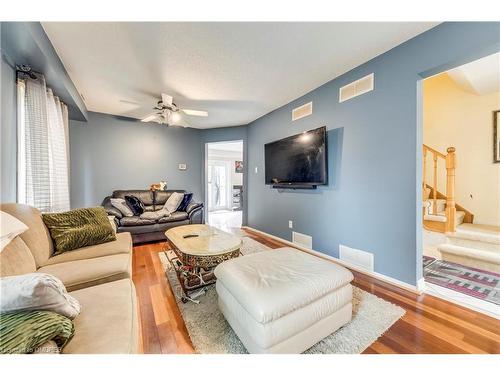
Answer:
164, 246, 241, 303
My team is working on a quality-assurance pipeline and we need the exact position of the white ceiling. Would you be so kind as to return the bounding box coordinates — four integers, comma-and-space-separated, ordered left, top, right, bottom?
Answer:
42, 22, 438, 128
447, 52, 500, 95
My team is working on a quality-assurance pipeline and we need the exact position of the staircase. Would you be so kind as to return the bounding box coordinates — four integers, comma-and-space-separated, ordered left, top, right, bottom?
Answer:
422, 145, 500, 273
439, 224, 500, 273
422, 185, 473, 232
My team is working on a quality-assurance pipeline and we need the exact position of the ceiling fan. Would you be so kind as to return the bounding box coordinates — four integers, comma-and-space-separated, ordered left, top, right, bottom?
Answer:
141, 93, 208, 126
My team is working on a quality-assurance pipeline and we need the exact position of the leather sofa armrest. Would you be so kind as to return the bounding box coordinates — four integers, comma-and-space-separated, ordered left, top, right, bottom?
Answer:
186, 202, 204, 224
102, 196, 123, 219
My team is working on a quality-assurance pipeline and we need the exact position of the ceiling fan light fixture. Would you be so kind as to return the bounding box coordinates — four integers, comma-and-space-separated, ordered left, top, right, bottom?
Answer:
171, 111, 181, 123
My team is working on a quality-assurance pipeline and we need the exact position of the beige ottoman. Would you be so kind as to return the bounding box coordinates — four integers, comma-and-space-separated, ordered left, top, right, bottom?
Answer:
214, 247, 354, 353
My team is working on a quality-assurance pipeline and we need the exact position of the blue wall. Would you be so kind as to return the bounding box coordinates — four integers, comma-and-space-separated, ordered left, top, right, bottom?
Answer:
69, 112, 204, 208
246, 22, 500, 285
0, 56, 17, 202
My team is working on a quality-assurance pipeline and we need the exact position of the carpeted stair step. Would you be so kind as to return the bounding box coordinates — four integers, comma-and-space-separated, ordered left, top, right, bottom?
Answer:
447, 236, 500, 252
451, 223, 500, 245
437, 243, 500, 273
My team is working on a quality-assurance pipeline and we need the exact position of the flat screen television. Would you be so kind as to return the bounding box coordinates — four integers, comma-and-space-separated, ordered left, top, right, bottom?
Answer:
265, 126, 327, 188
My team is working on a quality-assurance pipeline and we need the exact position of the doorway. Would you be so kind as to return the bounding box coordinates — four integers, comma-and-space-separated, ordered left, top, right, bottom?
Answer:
419, 52, 500, 318
205, 140, 244, 232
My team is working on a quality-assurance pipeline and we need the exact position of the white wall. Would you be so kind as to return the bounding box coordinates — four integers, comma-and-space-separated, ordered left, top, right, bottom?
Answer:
206, 144, 243, 211
207, 149, 243, 187
423, 73, 500, 226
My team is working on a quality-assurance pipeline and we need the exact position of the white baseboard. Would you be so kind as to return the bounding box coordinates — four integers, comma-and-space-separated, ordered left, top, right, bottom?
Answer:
243, 226, 424, 295
424, 282, 500, 319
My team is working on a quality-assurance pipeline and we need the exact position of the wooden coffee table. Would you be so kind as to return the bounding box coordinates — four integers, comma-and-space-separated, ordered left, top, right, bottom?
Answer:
164, 224, 242, 303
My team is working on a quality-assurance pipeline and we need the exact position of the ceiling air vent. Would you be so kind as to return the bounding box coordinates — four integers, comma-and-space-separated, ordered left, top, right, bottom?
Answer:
292, 101, 313, 121
339, 73, 374, 103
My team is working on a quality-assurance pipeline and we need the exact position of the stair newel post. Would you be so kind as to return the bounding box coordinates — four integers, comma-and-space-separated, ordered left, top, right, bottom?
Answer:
445, 147, 457, 233
432, 154, 438, 214
423, 147, 427, 199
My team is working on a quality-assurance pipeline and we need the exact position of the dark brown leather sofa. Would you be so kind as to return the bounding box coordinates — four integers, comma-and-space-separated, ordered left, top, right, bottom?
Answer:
102, 189, 204, 244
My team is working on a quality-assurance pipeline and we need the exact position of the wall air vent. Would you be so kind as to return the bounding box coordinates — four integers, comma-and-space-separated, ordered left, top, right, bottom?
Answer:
339, 244, 374, 271
339, 73, 374, 103
292, 101, 313, 121
292, 231, 313, 249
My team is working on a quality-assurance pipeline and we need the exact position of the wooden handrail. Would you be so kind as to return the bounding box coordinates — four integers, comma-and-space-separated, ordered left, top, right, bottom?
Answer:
422, 145, 457, 232
423, 144, 446, 159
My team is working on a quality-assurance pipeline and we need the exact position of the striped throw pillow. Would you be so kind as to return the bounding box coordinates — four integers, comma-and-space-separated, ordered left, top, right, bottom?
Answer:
42, 207, 116, 254
0, 310, 75, 354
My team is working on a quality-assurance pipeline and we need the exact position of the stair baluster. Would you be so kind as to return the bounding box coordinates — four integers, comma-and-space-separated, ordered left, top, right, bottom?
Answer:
433, 154, 438, 215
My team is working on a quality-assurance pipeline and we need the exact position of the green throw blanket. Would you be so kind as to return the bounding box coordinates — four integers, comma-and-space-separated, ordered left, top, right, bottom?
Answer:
0, 311, 75, 354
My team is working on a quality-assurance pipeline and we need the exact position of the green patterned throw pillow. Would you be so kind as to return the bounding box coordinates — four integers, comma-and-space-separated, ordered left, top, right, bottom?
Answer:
43, 207, 116, 255
0, 310, 75, 354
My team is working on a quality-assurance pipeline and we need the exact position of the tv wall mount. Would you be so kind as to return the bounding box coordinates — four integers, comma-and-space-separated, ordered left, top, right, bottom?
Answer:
271, 183, 317, 190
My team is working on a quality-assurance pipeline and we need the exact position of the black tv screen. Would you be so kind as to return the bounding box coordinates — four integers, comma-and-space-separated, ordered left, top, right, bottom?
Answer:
265, 126, 327, 186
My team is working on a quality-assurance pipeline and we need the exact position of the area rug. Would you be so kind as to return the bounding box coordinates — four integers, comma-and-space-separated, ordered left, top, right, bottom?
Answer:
423, 256, 500, 306
159, 236, 405, 353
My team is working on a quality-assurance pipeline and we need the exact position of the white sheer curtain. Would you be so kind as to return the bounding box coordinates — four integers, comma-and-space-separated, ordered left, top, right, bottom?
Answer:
17, 72, 70, 212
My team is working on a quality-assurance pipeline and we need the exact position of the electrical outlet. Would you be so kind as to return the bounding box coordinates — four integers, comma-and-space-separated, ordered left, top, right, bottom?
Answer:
288, 220, 293, 229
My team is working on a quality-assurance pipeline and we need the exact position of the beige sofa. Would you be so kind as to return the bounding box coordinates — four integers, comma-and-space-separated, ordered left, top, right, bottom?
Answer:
0, 203, 139, 354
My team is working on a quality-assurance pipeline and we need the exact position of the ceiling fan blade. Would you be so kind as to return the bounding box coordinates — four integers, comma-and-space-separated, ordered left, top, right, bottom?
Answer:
168, 115, 190, 128
182, 109, 208, 117
141, 113, 161, 123
161, 93, 173, 106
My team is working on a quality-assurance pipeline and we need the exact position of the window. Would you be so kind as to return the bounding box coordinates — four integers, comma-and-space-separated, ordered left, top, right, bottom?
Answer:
17, 72, 70, 212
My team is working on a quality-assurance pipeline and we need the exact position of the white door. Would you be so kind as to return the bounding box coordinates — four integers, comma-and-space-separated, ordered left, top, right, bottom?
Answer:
207, 160, 231, 211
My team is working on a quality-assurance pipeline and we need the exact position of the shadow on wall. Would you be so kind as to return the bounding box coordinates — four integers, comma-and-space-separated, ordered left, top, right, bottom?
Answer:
273, 127, 344, 195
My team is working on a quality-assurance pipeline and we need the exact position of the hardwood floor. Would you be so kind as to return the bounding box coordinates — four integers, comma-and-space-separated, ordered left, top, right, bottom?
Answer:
132, 229, 500, 354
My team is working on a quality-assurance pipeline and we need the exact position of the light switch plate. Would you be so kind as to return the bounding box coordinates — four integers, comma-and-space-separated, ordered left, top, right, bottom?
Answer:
178, 163, 187, 170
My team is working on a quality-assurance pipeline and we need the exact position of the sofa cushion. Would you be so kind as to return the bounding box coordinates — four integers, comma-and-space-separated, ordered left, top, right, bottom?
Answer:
124, 195, 145, 216
0, 203, 54, 267
158, 211, 188, 223
42, 207, 116, 255
0, 237, 37, 277
37, 253, 131, 292
110, 198, 134, 217
65, 279, 138, 354
117, 221, 189, 235
154, 190, 185, 206
43, 232, 132, 266
214, 247, 354, 324
113, 190, 154, 206
120, 216, 156, 227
